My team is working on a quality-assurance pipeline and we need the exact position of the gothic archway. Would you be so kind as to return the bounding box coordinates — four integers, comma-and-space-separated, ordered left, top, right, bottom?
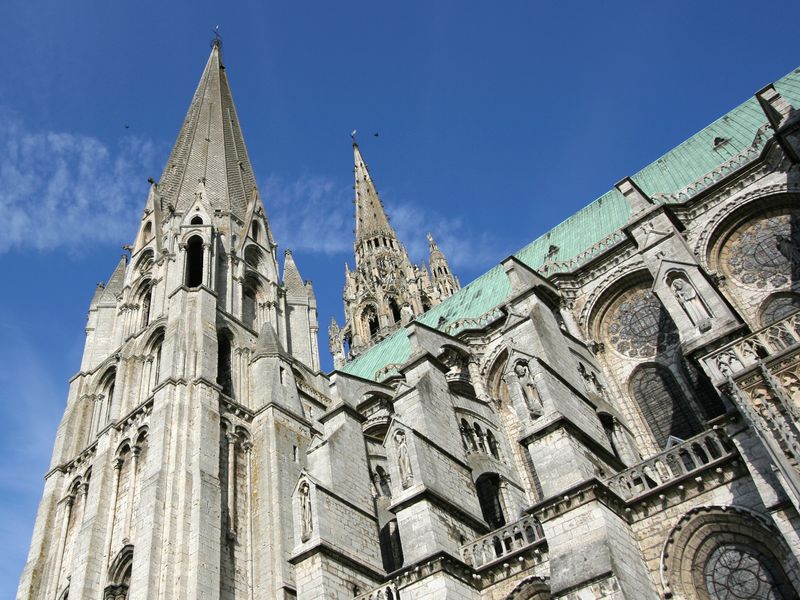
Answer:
661, 506, 800, 600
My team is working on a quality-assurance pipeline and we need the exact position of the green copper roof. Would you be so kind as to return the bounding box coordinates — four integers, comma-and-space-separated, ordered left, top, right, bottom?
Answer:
341, 67, 800, 382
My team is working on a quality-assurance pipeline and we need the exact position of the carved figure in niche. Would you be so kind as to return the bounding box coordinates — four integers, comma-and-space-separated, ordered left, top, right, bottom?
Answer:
749, 386, 772, 415
512, 361, 544, 419
299, 481, 312, 541
670, 276, 711, 329
779, 372, 800, 411
400, 303, 414, 324
610, 418, 640, 466
394, 430, 414, 489
578, 363, 604, 396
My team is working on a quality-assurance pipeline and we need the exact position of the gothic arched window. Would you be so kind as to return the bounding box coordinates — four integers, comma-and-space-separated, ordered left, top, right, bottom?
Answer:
475, 473, 505, 529
242, 277, 259, 330
630, 365, 701, 448
363, 305, 379, 339
217, 331, 233, 397
185, 236, 204, 288
486, 430, 500, 459
379, 519, 404, 572
388, 298, 402, 323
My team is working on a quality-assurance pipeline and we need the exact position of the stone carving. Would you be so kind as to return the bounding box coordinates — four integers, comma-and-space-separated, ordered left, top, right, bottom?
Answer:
512, 361, 544, 420
670, 276, 712, 330
394, 430, 413, 489
779, 372, 800, 409
299, 481, 312, 541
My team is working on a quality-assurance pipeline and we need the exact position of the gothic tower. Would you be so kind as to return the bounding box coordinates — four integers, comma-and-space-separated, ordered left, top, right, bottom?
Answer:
328, 142, 460, 367
17, 41, 324, 600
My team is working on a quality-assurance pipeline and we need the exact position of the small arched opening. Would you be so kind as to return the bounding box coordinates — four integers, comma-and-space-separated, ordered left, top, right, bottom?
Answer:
190, 215, 204, 225
217, 330, 234, 397
388, 297, 402, 323
363, 305, 379, 339
185, 236, 204, 287
242, 276, 260, 330
379, 519, 404, 573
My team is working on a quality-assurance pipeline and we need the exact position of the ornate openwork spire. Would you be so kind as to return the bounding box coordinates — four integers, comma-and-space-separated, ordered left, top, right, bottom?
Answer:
353, 142, 398, 253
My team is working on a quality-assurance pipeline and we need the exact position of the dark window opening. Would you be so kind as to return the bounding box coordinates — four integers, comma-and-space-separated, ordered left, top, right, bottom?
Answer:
243, 281, 258, 330
631, 365, 701, 449
185, 236, 204, 287
190, 216, 204, 225
389, 298, 402, 323
379, 520, 404, 572
476, 473, 505, 529
251, 221, 260, 242
217, 333, 233, 397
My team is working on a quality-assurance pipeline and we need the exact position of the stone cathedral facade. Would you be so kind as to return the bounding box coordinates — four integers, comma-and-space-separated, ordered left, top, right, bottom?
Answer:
15, 40, 800, 600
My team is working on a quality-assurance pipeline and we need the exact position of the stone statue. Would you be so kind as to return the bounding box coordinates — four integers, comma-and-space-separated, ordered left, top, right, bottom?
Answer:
513, 361, 544, 419
400, 303, 414, 324
299, 481, 312, 541
670, 277, 710, 327
609, 418, 640, 466
395, 430, 414, 488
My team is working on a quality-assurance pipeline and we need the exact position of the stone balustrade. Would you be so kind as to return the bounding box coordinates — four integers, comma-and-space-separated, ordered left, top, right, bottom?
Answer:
460, 514, 544, 569
604, 428, 735, 502
354, 581, 399, 600
703, 312, 800, 382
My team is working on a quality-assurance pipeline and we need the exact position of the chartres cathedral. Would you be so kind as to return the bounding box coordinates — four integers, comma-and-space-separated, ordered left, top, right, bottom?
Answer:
16, 40, 800, 600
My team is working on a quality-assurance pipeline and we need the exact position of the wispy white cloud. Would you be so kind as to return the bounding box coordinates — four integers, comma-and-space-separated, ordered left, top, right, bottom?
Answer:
0, 109, 161, 253
263, 172, 505, 270
263, 173, 353, 255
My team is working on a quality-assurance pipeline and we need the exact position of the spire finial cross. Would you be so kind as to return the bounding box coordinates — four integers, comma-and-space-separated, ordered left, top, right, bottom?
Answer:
211, 25, 222, 49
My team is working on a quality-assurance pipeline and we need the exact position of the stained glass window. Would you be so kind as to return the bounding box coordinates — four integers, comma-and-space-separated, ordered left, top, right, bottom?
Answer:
725, 213, 800, 289
704, 544, 785, 600
630, 365, 700, 448
605, 287, 679, 358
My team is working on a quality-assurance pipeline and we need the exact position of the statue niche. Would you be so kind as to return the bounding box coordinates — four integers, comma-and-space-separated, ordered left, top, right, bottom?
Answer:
505, 360, 544, 421
668, 273, 712, 332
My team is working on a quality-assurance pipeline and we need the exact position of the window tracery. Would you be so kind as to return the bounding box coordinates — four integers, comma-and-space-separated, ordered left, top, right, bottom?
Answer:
604, 286, 679, 358
724, 213, 800, 289
704, 544, 785, 600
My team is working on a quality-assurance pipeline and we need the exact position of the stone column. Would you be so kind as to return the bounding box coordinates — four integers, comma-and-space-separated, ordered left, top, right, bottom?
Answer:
226, 432, 237, 535
48, 495, 74, 600
123, 446, 140, 542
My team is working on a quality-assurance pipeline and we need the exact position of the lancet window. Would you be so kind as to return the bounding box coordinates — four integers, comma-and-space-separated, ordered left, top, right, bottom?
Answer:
630, 364, 701, 448
185, 235, 204, 287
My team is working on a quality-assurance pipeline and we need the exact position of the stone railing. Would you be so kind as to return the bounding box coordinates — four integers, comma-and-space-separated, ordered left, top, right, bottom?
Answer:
354, 581, 399, 600
604, 428, 735, 502
702, 312, 800, 382
460, 514, 544, 569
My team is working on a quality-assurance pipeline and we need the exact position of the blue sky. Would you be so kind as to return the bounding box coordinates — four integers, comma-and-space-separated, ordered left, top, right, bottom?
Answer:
1, 0, 798, 591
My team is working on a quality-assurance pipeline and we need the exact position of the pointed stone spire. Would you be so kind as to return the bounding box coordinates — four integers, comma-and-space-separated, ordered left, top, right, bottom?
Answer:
256, 321, 285, 355
427, 232, 460, 301
100, 256, 128, 302
353, 142, 398, 250
155, 40, 258, 224
283, 249, 305, 297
